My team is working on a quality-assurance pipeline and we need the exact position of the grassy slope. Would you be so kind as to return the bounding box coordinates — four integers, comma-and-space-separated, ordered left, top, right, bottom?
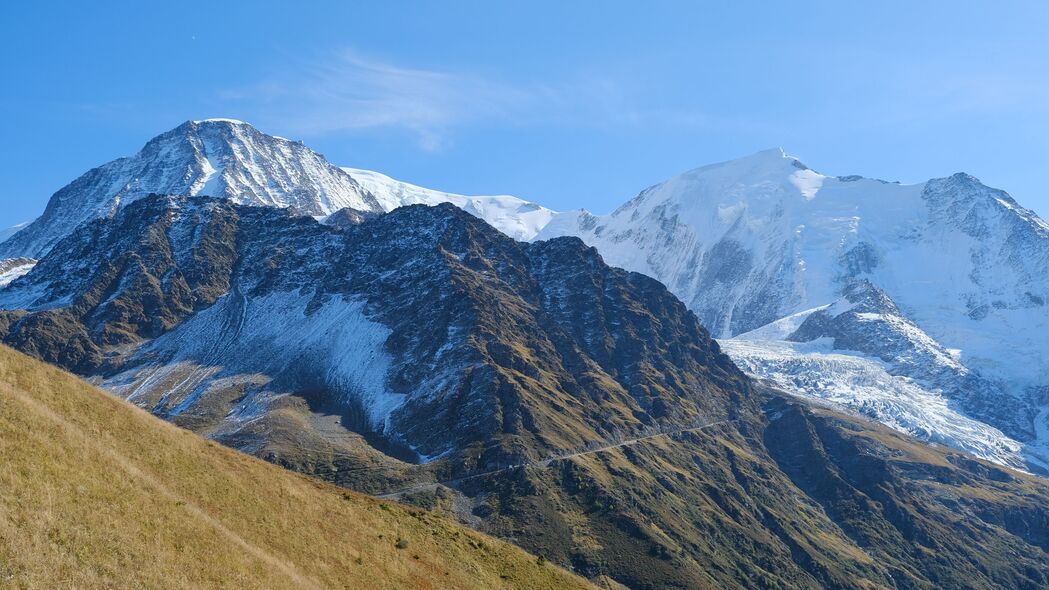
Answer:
0, 345, 594, 590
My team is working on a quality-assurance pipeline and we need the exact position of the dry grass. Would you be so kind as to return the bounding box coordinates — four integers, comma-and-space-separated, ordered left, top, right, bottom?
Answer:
0, 345, 594, 590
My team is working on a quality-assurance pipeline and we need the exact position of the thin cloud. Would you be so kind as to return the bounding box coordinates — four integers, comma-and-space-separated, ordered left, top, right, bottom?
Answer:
218, 49, 734, 151
220, 49, 555, 150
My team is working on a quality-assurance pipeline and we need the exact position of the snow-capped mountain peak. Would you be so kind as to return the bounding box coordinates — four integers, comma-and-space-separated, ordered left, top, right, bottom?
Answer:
131, 119, 384, 214
191, 117, 249, 124
0, 119, 558, 258
614, 148, 821, 218
0, 119, 383, 259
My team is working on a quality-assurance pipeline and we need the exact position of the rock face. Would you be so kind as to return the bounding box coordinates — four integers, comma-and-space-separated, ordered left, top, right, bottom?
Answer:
537, 148, 1049, 471
2, 194, 1048, 589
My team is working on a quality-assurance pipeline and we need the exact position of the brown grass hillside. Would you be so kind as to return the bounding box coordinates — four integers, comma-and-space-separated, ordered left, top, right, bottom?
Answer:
0, 345, 594, 590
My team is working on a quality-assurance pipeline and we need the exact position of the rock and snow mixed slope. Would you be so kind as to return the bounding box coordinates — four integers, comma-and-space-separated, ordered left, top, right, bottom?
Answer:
723, 338, 1026, 465
537, 148, 1049, 472
723, 279, 1044, 471
0, 258, 35, 288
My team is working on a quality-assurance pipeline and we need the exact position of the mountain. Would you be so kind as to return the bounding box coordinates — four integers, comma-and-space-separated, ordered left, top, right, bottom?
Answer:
0, 119, 382, 259
342, 167, 556, 241
537, 148, 1049, 472
0, 119, 556, 259
2, 194, 1048, 589
0, 343, 594, 590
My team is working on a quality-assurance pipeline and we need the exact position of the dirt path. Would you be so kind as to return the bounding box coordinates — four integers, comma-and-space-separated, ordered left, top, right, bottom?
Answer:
535, 419, 730, 468
378, 418, 731, 500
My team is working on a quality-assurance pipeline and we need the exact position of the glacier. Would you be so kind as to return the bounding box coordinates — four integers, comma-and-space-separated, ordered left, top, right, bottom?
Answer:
721, 335, 1033, 471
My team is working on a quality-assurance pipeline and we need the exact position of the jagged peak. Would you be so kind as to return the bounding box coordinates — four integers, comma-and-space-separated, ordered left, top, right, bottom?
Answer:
926, 171, 988, 191
148, 119, 304, 153
143, 119, 251, 153
925, 171, 1016, 206
158, 118, 266, 143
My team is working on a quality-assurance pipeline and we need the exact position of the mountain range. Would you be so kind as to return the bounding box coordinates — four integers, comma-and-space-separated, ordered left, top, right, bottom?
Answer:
2, 119, 1048, 588
5, 120, 1046, 473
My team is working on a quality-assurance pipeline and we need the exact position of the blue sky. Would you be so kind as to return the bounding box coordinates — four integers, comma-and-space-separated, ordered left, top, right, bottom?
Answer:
2, 1, 1048, 228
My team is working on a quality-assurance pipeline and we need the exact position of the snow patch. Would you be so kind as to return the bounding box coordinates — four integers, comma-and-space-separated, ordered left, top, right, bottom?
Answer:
735, 299, 857, 341
789, 169, 825, 200
0, 259, 36, 288
106, 291, 404, 431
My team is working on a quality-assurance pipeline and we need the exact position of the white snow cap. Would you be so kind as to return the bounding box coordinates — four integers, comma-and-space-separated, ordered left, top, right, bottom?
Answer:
191, 118, 249, 125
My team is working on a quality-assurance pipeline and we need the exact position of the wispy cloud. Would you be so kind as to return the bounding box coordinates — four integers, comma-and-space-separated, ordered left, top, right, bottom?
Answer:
220, 49, 563, 150
217, 49, 744, 151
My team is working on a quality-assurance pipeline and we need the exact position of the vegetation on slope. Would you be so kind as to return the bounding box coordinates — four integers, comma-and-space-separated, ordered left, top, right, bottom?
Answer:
422, 395, 1049, 589
0, 345, 593, 590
